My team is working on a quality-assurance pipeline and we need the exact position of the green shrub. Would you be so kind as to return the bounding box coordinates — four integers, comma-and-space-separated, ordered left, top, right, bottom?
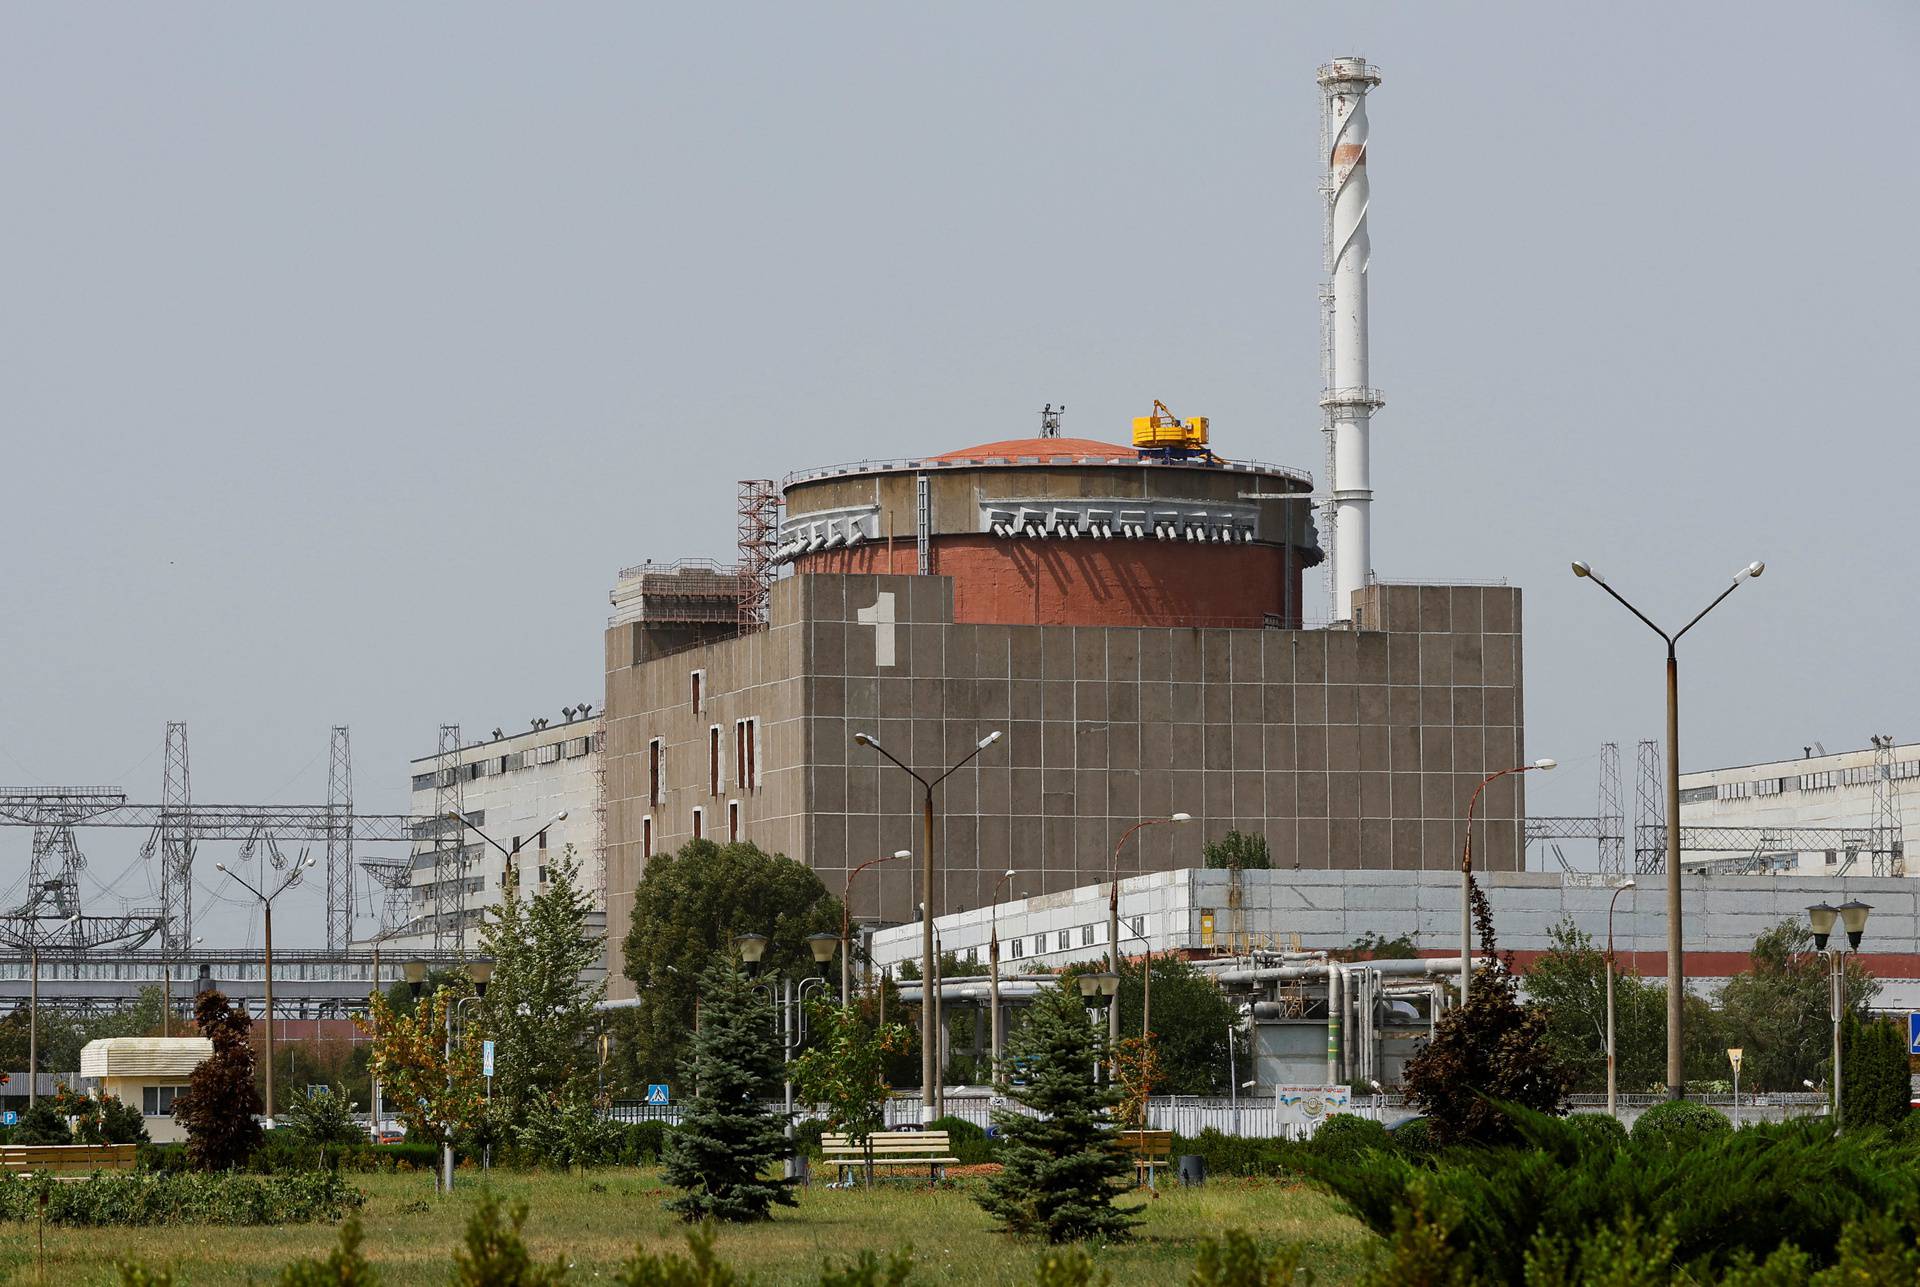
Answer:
14, 1098, 70, 1145
0, 1170, 362, 1226
1629, 1100, 1730, 1149
614, 1220, 747, 1286
276, 1215, 381, 1285
281, 1088, 365, 1147
1564, 1112, 1629, 1151
1168, 1129, 1300, 1179
612, 1120, 675, 1165
1310, 1113, 1392, 1163
928, 1116, 995, 1164
1188, 1228, 1307, 1286
1389, 1116, 1435, 1160
451, 1191, 568, 1286
817, 1245, 916, 1287
791, 1119, 828, 1163
137, 1142, 189, 1174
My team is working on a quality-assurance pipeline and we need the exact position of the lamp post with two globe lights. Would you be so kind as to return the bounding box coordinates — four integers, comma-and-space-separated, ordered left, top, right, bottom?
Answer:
213, 854, 316, 1123
851, 728, 1003, 1122
1572, 557, 1764, 1100
735, 930, 839, 1177
1806, 899, 1872, 1133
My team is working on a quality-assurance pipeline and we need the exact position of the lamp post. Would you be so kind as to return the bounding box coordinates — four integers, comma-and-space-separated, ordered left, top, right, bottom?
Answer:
1107, 815, 1191, 1051
1605, 879, 1637, 1118
736, 932, 831, 1175
28, 914, 79, 1106
1806, 899, 1871, 1133
447, 809, 568, 894
1458, 761, 1555, 1007
1574, 558, 1764, 1099
853, 728, 1003, 1122
1076, 971, 1120, 1081
215, 855, 316, 1122
988, 867, 1019, 1080
841, 850, 913, 1003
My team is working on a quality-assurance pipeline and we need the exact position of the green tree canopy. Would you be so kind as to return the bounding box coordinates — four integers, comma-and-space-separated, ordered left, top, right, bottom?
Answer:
621, 840, 842, 1085
480, 845, 607, 1137
1110, 956, 1236, 1095
1522, 919, 1668, 1095
1203, 831, 1271, 870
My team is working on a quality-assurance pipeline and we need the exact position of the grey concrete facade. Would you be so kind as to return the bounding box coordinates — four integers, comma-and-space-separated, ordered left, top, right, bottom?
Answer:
603, 572, 1528, 999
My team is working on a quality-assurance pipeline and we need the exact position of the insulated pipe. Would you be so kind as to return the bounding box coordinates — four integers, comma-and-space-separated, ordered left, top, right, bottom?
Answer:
1214, 957, 1466, 985
1325, 965, 1341, 1084
1319, 56, 1385, 619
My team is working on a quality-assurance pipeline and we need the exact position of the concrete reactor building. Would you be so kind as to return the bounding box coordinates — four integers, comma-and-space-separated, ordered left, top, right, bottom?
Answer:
596, 56, 1538, 999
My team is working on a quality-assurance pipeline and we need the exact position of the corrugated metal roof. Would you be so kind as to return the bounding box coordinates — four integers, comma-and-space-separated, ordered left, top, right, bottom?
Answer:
79, 1038, 213, 1080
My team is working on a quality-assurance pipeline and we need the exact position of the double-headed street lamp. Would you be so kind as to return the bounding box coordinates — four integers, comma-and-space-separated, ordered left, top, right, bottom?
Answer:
1573, 558, 1764, 1099
736, 932, 835, 1176
447, 809, 569, 892
214, 854, 316, 1122
852, 728, 1003, 1122
1458, 761, 1555, 1007
1806, 899, 1871, 1133
1605, 879, 1638, 1118
840, 850, 914, 1004
1107, 815, 1191, 1049
403, 958, 492, 1193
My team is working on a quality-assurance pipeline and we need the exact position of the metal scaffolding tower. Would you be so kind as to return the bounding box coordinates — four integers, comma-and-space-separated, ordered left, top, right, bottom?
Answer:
736, 479, 779, 634
1870, 733, 1904, 876
326, 726, 353, 949
431, 724, 464, 955
159, 722, 194, 953
361, 858, 413, 938
1635, 739, 1665, 874
1598, 742, 1626, 879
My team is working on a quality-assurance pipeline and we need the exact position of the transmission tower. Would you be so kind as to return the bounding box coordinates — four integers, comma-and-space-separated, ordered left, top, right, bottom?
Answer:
1635, 739, 1664, 874
1870, 733, 1904, 876
736, 479, 778, 634
1597, 741, 1626, 879
361, 858, 413, 938
159, 722, 194, 952
326, 726, 353, 949
431, 724, 464, 955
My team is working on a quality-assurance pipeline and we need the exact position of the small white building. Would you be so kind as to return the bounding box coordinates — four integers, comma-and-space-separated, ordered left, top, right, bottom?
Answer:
364, 713, 606, 962
1677, 739, 1920, 875
79, 1037, 213, 1143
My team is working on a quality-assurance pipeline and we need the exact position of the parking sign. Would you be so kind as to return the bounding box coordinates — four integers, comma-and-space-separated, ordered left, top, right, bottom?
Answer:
646, 1084, 670, 1106
1, 1111, 15, 1127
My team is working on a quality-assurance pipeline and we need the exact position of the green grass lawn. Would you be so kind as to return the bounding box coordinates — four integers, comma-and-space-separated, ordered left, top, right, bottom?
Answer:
0, 1168, 1375, 1285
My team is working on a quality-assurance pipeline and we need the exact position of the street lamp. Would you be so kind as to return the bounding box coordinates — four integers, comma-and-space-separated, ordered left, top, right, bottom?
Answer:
447, 809, 568, 894
1807, 898, 1871, 1133
1107, 814, 1191, 1050
853, 727, 1004, 1122
401, 958, 490, 1193
28, 913, 80, 1107
214, 854, 316, 1122
735, 933, 830, 1176
806, 933, 840, 975
1458, 761, 1555, 1006
734, 933, 769, 975
1605, 879, 1637, 1118
1076, 972, 1121, 1010
841, 850, 913, 1003
1574, 557, 1763, 1099
988, 867, 1020, 1080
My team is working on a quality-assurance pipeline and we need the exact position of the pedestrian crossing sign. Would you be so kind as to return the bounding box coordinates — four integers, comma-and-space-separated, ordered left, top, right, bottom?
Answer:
646, 1084, 670, 1106
1908, 1013, 1920, 1055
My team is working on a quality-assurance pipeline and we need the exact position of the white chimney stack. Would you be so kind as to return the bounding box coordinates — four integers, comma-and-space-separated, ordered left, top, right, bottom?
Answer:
1318, 57, 1384, 620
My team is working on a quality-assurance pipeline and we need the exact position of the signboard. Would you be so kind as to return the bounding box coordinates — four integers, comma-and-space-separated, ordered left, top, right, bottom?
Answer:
1273, 1084, 1352, 1132
1727, 1048, 1744, 1075
646, 1084, 671, 1106
1200, 913, 1216, 948
0, 1111, 15, 1127
1908, 1013, 1920, 1055
482, 1040, 495, 1079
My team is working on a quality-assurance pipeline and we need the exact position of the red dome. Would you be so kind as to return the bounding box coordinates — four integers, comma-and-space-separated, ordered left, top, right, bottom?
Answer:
925, 437, 1137, 464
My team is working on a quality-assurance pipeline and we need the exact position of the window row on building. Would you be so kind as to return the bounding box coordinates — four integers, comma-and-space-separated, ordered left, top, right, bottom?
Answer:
1702, 757, 1920, 802
999, 916, 1145, 964
411, 734, 598, 791
639, 798, 747, 859
645, 718, 762, 806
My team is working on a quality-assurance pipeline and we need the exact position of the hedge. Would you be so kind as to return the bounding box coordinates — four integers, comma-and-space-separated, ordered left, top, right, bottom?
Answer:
0, 1170, 362, 1226
1629, 1100, 1730, 1149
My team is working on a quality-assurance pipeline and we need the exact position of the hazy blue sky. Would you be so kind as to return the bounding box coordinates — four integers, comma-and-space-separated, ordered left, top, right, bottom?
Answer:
4, 4, 1916, 945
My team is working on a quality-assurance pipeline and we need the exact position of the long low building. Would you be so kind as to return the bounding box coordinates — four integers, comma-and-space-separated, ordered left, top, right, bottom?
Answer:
869, 866, 1920, 1006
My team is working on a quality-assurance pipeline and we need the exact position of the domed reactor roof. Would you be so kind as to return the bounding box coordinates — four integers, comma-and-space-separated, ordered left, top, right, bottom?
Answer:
779, 429, 1321, 630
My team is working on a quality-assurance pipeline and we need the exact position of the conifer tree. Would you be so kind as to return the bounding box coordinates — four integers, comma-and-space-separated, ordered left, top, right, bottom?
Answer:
978, 983, 1139, 1244
662, 956, 795, 1223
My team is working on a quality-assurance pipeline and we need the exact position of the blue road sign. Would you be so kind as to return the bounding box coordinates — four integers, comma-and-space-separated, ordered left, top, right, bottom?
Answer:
1, 1111, 15, 1127
482, 1040, 495, 1078
646, 1083, 670, 1106
1908, 1013, 1920, 1055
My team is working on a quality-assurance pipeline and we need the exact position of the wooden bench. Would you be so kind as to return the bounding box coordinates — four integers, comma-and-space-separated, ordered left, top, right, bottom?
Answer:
1118, 1129, 1174, 1188
0, 1144, 139, 1176
820, 1131, 958, 1187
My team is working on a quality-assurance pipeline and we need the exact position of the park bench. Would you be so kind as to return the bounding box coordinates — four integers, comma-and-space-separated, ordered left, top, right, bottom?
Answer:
0, 1143, 139, 1176
820, 1130, 957, 1186
1117, 1129, 1174, 1188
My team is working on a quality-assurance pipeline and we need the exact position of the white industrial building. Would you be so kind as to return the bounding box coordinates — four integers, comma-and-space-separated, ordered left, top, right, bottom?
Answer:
361, 712, 605, 961
1677, 738, 1917, 876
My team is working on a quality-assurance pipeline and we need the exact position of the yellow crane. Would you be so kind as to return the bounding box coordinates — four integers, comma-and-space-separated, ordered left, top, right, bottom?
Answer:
1131, 399, 1210, 453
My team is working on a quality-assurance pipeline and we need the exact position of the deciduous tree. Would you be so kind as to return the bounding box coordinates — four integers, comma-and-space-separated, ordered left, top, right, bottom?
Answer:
790, 996, 910, 1184
358, 983, 485, 1155
172, 990, 264, 1170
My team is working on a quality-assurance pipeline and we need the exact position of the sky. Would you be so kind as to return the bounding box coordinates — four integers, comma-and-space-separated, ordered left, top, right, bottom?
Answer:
3, 4, 1916, 947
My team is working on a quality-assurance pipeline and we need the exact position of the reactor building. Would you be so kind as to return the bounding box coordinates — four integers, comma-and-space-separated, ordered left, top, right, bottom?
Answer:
596, 56, 1535, 998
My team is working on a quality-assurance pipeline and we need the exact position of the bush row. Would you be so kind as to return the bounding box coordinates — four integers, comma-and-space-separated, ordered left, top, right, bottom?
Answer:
0, 1170, 362, 1226
138, 1138, 441, 1175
